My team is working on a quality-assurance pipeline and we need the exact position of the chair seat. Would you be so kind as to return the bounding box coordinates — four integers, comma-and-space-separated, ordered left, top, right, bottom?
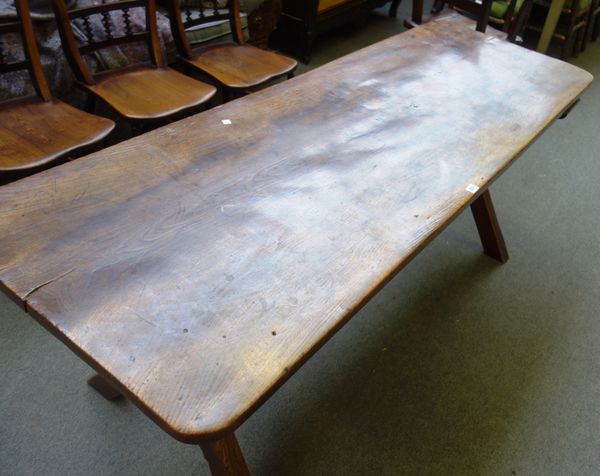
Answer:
186, 44, 298, 90
491, 0, 525, 20
0, 99, 114, 173
85, 66, 217, 121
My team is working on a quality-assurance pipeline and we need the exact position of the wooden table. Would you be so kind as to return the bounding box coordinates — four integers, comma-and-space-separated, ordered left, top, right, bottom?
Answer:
0, 14, 591, 475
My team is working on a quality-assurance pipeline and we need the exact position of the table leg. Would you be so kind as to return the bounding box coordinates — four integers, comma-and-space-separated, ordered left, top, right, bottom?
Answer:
412, 0, 424, 24
537, 0, 568, 53
403, 0, 424, 28
470, 189, 509, 263
87, 373, 122, 400
200, 432, 251, 476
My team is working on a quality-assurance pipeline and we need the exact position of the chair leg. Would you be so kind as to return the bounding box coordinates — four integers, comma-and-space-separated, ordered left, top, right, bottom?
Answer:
593, 11, 600, 39
508, 0, 533, 43
301, 30, 316, 64
84, 94, 97, 114
578, 22, 588, 52
562, 4, 583, 59
199, 432, 251, 476
389, 0, 402, 17
431, 0, 445, 14
287, 71, 295, 79
584, 3, 596, 46
561, 27, 576, 59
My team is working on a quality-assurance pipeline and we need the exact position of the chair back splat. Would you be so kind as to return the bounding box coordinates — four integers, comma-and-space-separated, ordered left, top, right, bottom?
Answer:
168, 0, 245, 59
0, 0, 51, 101
52, 0, 165, 84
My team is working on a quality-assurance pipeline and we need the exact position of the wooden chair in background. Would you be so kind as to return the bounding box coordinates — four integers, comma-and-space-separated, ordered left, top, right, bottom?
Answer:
422, 0, 533, 42
167, 0, 297, 100
527, 0, 590, 58
489, 0, 528, 34
0, 0, 114, 184
585, 0, 600, 45
431, 0, 493, 31
51, 0, 217, 126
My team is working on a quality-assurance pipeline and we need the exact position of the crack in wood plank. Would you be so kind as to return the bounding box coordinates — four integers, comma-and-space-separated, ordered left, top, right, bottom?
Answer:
22, 268, 76, 306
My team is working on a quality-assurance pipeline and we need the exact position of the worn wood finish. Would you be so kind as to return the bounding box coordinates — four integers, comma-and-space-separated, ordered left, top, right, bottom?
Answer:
0, 13, 591, 453
470, 189, 509, 263
167, 0, 296, 92
88, 373, 123, 400
200, 433, 251, 476
0, 0, 114, 180
52, 0, 216, 122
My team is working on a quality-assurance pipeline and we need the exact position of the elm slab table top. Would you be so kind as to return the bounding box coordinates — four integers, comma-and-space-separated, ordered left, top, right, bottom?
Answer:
0, 13, 592, 474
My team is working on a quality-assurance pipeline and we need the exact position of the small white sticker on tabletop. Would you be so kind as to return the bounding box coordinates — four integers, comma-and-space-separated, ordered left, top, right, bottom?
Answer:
466, 184, 480, 194
222, 119, 232, 125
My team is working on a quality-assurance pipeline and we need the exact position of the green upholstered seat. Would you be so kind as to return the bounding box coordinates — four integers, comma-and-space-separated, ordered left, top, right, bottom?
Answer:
490, 0, 524, 19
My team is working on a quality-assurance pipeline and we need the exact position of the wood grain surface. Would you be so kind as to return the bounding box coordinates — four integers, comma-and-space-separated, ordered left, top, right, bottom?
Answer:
183, 44, 297, 90
0, 14, 591, 443
0, 99, 114, 172
83, 66, 217, 121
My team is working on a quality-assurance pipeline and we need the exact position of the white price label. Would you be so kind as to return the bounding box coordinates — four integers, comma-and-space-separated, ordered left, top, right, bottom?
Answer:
466, 184, 480, 194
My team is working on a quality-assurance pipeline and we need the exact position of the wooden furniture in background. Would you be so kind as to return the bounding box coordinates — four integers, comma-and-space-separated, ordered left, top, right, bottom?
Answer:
0, 14, 591, 475
431, 0, 493, 31
277, 0, 392, 63
51, 0, 216, 124
167, 0, 296, 99
490, 0, 534, 39
0, 0, 114, 183
488, 0, 528, 33
407, 0, 533, 42
585, 0, 600, 44
246, 0, 284, 48
529, 0, 591, 58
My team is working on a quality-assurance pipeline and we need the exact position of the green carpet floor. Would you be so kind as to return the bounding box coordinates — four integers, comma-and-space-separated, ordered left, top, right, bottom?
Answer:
2, 5, 600, 475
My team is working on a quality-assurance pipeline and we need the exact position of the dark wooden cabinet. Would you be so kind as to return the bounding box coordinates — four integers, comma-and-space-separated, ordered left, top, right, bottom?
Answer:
277, 0, 392, 63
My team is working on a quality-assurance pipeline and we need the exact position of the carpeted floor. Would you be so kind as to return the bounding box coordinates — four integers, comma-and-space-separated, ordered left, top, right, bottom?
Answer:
2, 4, 600, 475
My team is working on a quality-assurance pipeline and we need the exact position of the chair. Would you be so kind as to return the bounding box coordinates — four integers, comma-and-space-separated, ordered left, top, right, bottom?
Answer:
52, 0, 217, 123
489, 0, 526, 32
585, 0, 600, 45
0, 0, 115, 183
528, 0, 591, 58
431, 0, 493, 32
425, 0, 533, 42
166, 0, 297, 99
482, 0, 534, 41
